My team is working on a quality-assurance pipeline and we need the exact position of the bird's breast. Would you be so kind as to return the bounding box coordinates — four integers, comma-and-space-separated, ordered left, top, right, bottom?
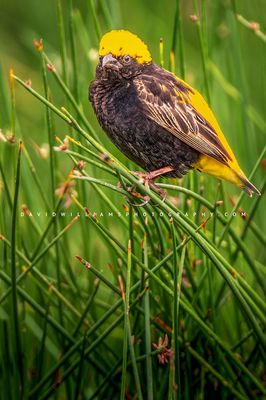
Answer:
90, 79, 144, 133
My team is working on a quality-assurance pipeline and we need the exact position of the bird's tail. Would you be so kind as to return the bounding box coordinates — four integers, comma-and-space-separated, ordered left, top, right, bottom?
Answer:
235, 172, 261, 197
194, 155, 261, 196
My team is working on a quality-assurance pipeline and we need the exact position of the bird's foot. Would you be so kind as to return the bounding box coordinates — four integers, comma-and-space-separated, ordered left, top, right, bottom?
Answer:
126, 187, 151, 207
126, 166, 173, 206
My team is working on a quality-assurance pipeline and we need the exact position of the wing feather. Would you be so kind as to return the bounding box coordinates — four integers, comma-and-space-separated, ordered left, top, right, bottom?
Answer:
134, 71, 232, 165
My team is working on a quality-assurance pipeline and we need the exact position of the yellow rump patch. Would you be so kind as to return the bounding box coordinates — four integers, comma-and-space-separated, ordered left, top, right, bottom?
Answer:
99, 30, 152, 64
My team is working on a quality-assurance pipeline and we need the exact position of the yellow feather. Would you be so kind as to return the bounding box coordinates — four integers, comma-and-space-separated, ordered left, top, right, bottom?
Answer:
99, 30, 152, 64
177, 78, 247, 187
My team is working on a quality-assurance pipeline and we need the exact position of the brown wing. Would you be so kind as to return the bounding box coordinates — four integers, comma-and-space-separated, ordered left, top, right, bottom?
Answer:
134, 72, 232, 165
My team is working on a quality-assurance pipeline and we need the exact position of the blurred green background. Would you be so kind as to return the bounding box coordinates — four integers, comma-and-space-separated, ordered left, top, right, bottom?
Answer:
0, 1, 265, 398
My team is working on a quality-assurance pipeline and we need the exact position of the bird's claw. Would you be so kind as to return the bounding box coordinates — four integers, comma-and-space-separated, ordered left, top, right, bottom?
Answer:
124, 174, 167, 207
150, 182, 167, 202
120, 167, 171, 206
131, 171, 168, 203
125, 186, 150, 207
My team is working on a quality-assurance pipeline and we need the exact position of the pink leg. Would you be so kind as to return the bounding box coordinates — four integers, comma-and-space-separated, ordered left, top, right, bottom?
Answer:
129, 166, 173, 203
132, 166, 173, 181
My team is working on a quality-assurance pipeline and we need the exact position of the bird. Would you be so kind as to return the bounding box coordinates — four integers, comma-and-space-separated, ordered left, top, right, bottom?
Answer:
89, 29, 261, 200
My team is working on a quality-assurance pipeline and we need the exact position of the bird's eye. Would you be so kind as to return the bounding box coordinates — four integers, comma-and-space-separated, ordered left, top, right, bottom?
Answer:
123, 55, 131, 64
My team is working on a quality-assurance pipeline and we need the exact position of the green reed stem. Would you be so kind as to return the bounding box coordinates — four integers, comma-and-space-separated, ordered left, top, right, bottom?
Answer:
143, 228, 154, 400
172, 0, 185, 79
10, 141, 23, 397
13, 74, 266, 395
193, 0, 211, 103
56, 0, 68, 83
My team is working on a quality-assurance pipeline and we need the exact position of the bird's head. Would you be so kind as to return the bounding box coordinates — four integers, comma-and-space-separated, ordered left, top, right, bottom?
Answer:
96, 30, 152, 80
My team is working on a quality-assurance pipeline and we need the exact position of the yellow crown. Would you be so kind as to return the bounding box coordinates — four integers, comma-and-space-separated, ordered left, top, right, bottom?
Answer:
99, 30, 152, 64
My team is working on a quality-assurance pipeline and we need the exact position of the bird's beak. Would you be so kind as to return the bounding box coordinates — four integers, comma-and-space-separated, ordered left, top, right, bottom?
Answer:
102, 54, 121, 71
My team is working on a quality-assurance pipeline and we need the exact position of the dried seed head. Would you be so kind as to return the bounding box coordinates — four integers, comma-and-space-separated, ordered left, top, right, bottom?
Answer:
55, 179, 76, 208
54, 137, 69, 152
249, 21, 260, 32
33, 38, 43, 52
122, 203, 129, 212
84, 208, 90, 217
21, 204, 31, 216
72, 170, 82, 177
190, 15, 198, 23
6, 131, 16, 144
100, 153, 111, 163
153, 334, 174, 365
192, 259, 203, 270
77, 160, 85, 170
108, 263, 114, 273
31, 141, 49, 159
47, 63, 56, 73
